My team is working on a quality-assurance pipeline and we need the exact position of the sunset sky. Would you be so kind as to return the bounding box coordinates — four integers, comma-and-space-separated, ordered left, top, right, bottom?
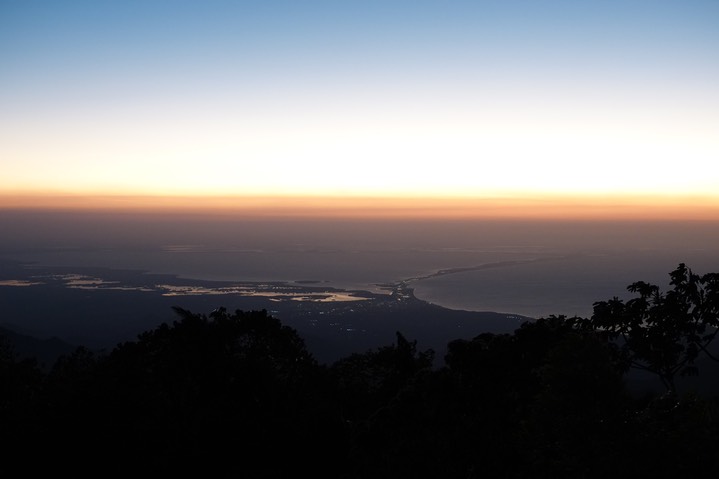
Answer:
1, 1, 718, 218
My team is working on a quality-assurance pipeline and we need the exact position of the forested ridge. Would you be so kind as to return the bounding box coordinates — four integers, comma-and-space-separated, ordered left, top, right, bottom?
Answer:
2, 264, 719, 477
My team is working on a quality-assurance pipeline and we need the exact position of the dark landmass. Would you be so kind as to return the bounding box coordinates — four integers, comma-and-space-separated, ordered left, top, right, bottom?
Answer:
4, 258, 718, 399
2, 304, 718, 477
0, 325, 76, 370
0, 259, 530, 365
2, 260, 719, 477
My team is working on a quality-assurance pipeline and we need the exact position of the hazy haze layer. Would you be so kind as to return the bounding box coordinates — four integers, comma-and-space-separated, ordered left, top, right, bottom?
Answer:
2, 210, 717, 319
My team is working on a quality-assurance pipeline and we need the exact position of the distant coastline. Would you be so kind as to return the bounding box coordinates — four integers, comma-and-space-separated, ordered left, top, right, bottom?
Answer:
0, 259, 530, 364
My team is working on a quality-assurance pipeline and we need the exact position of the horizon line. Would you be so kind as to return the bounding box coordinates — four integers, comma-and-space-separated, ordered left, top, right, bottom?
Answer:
2, 192, 719, 221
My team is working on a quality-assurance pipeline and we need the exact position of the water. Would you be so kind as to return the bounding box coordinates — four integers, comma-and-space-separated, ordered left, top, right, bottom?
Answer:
411, 250, 711, 318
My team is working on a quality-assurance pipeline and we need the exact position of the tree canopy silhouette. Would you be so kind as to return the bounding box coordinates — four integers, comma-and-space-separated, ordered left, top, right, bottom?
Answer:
33, 307, 346, 476
581, 263, 719, 395
3, 264, 719, 477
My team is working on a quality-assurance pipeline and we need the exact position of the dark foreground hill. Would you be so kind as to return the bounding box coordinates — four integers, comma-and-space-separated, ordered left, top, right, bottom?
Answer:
2, 307, 719, 477
0, 325, 76, 370
2, 263, 719, 477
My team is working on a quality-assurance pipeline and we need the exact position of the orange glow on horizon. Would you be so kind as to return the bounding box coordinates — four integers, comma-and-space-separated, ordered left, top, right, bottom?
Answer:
2, 193, 719, 221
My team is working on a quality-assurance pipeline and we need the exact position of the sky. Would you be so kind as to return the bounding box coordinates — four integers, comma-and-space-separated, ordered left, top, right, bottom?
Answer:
1, 0, 718, 218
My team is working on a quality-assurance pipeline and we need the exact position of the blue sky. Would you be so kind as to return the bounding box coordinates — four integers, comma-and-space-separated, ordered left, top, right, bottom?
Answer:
1, 0, 718, 201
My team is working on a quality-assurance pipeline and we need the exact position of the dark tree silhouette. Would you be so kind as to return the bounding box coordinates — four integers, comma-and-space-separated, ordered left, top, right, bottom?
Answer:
35, 307, 346, 477
443, 316, 629, 478
583, 263, 719, 395
330, 331, 433, 421
3, 265, 719, 477
329, 332, 436, 476
0, 334, 46, 464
